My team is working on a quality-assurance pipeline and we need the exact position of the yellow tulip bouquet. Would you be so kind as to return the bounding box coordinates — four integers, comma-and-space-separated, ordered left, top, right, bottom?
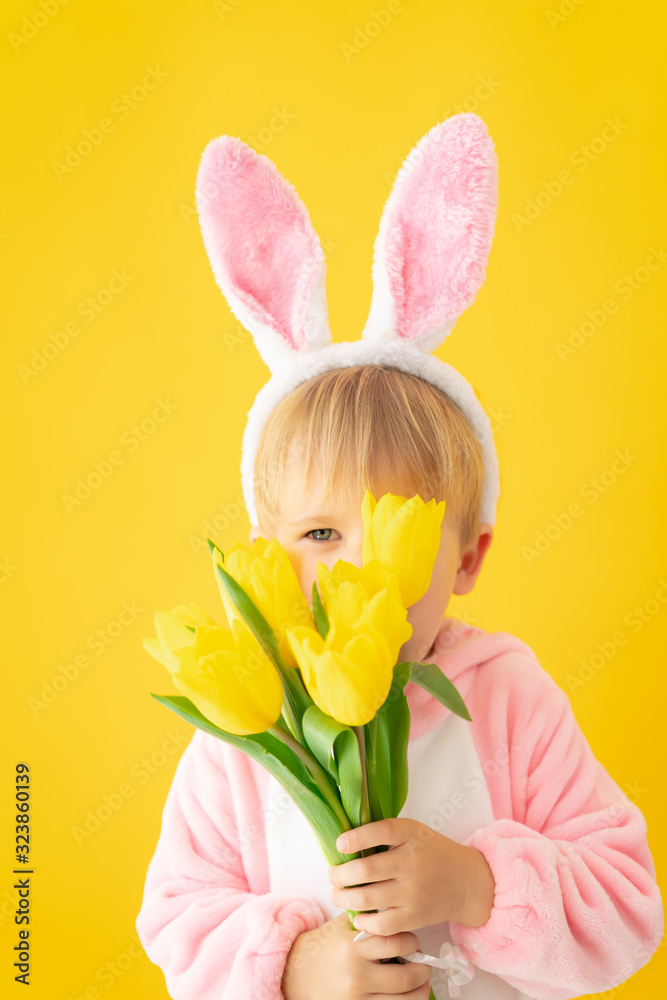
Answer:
143, 491, 472, 946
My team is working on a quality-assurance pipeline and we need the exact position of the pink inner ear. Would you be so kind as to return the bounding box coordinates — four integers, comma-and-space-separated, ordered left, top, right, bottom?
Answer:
198, 138, 322, 351
383, 115, 498, 341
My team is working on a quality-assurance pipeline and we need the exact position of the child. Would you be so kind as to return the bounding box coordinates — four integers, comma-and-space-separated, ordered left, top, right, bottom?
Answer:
135, 114, 663, 1000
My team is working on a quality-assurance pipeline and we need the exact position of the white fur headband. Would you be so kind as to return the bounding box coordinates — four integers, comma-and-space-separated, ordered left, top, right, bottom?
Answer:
195, 112, 500, 529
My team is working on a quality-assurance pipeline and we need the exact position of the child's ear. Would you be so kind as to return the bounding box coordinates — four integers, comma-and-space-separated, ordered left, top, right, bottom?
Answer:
453, 525, 494, 596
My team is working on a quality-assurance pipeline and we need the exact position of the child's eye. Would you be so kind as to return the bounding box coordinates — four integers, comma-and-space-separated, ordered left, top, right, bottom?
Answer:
305, 528, 338, 542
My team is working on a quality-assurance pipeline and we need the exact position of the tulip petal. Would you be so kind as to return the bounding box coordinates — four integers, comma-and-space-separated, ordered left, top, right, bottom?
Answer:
154, 610, 197, 654
194, 625, 236, 657
142, 636, 179, 672
172, 633, 283, 735
217, 536, 314, 673
312, 580, 329, 638
170, 602, 220, 628
362, 492, 446, 607
313, 634, 393, 726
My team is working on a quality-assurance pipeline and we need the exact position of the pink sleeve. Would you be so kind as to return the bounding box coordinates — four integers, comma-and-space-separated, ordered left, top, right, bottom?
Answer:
135, 728, 327, 1000
449, 647, 664, 999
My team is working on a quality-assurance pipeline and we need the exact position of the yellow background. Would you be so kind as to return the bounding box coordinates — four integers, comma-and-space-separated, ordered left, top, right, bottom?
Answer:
2, 0, 665, 996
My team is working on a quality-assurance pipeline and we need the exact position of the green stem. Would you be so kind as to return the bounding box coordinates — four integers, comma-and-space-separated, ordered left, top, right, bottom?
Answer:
269, 722, 351, 833
365, 714, 379, 822
355, 725, 372, 856
277, 693, 300, 742
270, 653, 307, 743
356, 725, 370, 825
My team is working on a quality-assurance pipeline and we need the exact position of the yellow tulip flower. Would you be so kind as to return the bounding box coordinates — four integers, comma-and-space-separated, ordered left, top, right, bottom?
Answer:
142, 602, 221, 671
285, 565, 412, 725
211, 537, 315, 667
316, 559, 412, 666
285, 619, 399, 727
317, 557, 395, 603
143, 608, 283, 735
361, 490, 445, 607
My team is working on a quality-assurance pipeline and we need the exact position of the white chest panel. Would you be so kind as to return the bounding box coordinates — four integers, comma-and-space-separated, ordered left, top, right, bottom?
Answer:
264, 715, 535, 1000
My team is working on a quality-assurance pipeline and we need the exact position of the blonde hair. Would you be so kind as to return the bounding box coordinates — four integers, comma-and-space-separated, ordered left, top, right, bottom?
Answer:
253, 365, 486, 551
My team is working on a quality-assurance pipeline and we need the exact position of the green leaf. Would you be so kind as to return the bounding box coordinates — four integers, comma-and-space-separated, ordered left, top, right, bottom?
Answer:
312, 580, 329, 639
378, 684, 412, 817
215, 564, 281, 662
367, 662, 414, 819
364, 720, 380, 822
151, 693, 316, 788
409, 661, 472, 721
336, 734, 362, 828
388, 661, 413, 694
206, 537, 224, 562
302, 705, 361, 827
213, 564, 314, 734
302, 705, 340, 778
150, 693, 354, 866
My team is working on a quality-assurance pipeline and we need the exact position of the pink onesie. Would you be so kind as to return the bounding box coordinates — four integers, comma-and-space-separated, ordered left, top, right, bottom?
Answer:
135, 616, 663, 999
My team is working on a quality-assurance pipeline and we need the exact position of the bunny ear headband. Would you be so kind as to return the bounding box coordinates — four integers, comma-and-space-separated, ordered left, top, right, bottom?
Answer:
195, 112, 500, 529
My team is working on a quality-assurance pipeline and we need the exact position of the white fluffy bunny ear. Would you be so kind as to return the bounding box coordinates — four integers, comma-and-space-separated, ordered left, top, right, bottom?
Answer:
196, 137, 333, 372
362, 113, 498, 352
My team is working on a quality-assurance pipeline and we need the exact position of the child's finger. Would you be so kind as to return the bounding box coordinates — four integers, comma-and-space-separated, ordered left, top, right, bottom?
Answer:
354, 930, 421, 962
336, 817, 413, 855
367, 956, 432, 997
371, 987, 432, 1000
352, 906, 417, 936
331, 878, 398, 913
328, 844, 402, 887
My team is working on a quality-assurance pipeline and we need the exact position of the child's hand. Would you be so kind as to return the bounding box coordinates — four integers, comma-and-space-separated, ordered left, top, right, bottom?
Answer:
282, 911, 432, 1000
328, 818, 496, 933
